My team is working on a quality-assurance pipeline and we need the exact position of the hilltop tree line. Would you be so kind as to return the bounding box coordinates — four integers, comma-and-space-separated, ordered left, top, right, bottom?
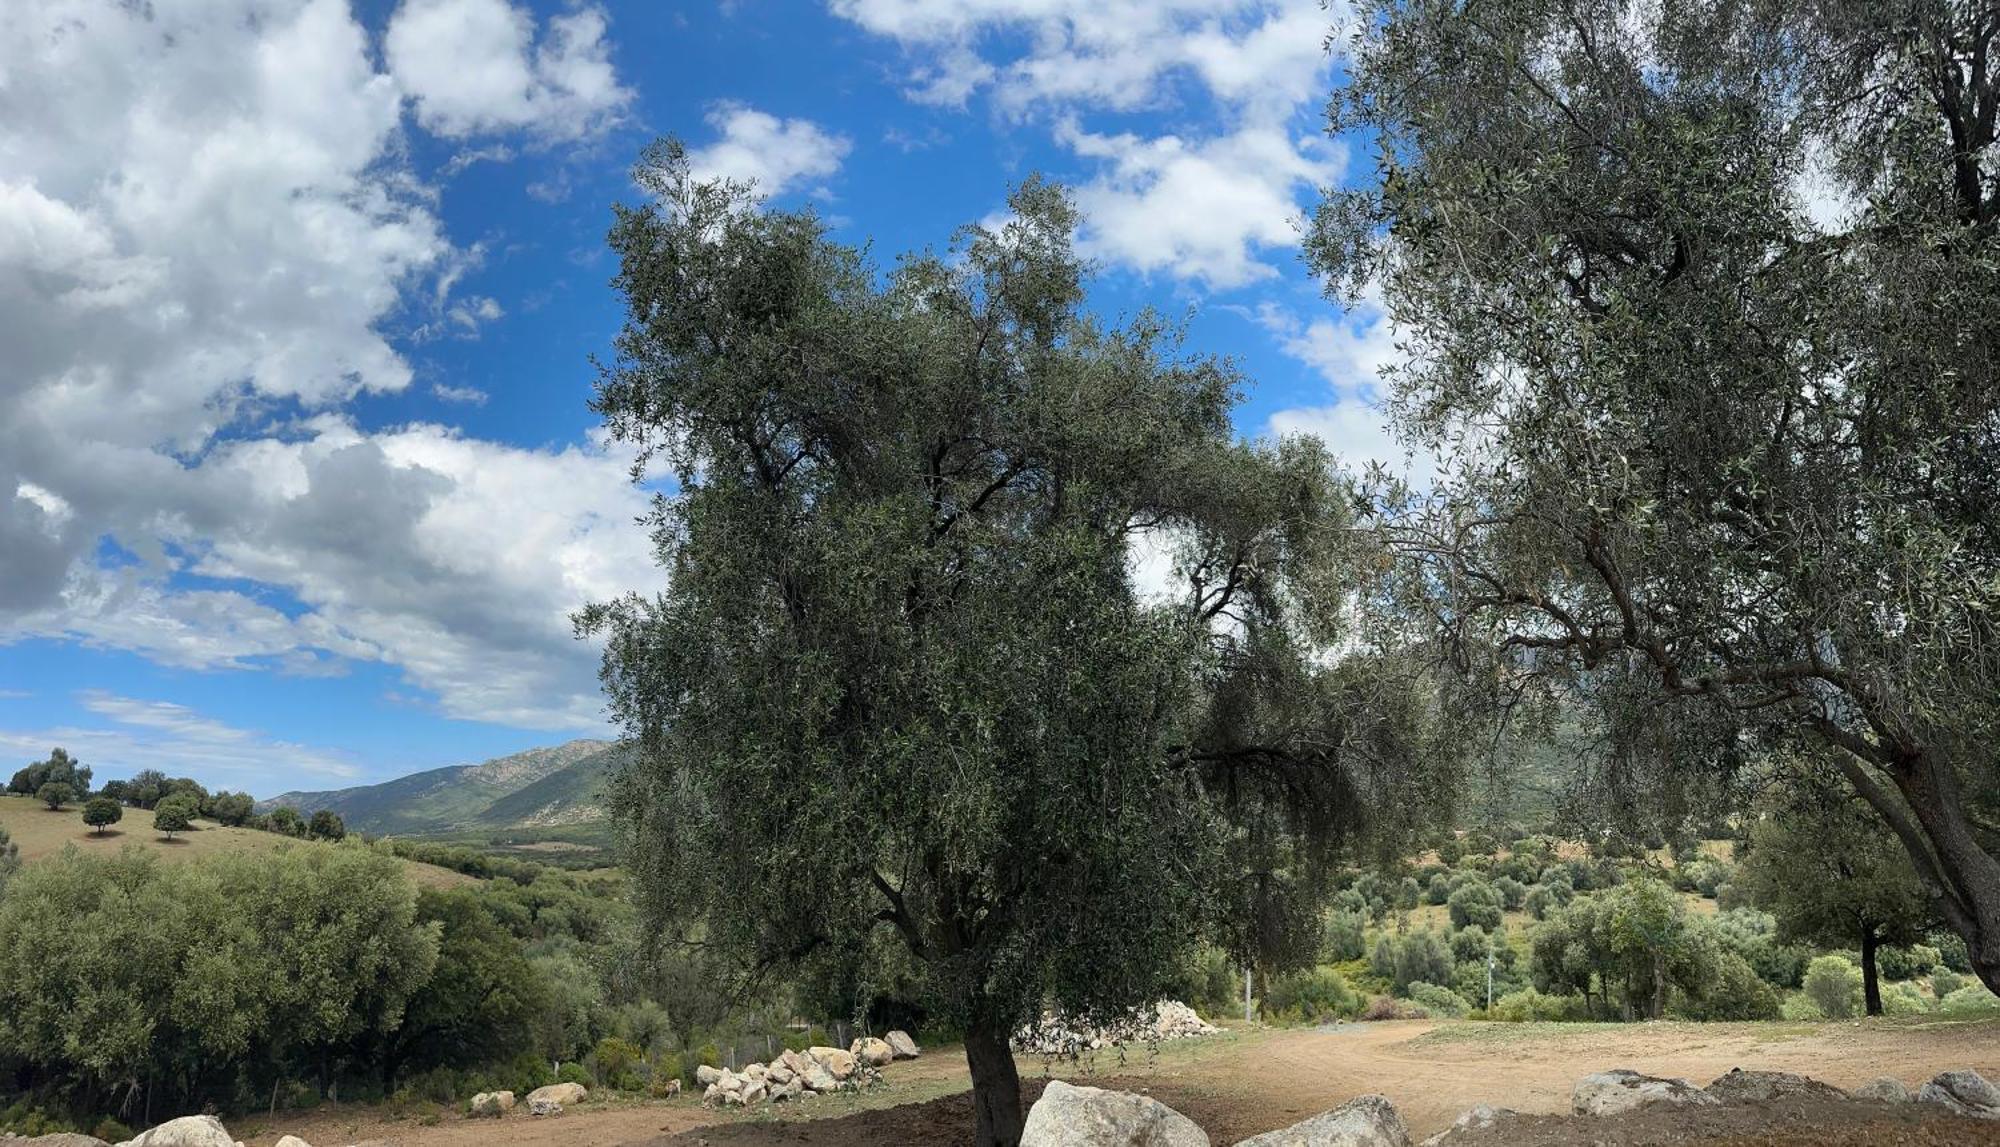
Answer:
7, 749, 343, 843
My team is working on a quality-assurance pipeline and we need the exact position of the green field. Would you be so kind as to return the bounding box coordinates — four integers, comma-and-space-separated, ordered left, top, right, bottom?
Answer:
0, 794, 474, 889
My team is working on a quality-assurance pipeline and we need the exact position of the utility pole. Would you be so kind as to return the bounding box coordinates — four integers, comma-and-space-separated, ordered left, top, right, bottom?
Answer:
1486, 936, 1496, 1011
1244, 964, 1253, 1025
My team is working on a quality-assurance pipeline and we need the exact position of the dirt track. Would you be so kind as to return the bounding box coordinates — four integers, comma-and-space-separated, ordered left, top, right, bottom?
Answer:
255, 1015, 2000, 1147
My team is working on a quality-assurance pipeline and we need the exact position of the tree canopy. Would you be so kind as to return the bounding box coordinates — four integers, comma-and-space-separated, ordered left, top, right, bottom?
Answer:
583, 143, 1453, 1146
1313, 0, 2000, 993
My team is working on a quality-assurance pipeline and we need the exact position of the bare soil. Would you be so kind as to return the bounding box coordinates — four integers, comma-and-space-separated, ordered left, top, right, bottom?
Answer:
251, 1015, 2000, 1147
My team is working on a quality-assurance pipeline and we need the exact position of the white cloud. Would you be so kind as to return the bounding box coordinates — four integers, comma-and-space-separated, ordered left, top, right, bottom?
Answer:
386, 0, 633, 140
0, 691, 361, 783
1062, 122, 1344, 289
0, 0, 656, 732
687, 103, 853, 198
432, 383, 490, 405
1257, 298, 1430, 478
833, 0, 1346, 287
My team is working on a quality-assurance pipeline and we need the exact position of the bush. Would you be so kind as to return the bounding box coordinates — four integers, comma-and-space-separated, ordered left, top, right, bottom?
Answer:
36, 782, 74, 811
1447, 881, 1505, 931
1680, 953, 1780, 1021
1265, 966, 1357, 1023
1932, 966, 1966, 999
92, 1119, 134, 1143
1323, 910, 1367, 962
1425, 874, 1451, 905
1881, 981, 1931, 1016
1878, 944, 1942, 983
1684, 859, 1728, 898
1406, 981, 1471, 1018
1939, 984, 2000, 1012
1802, 954, 1863, 1019
1933, 932, 1972, 973
1489, 988, 1588, 1022
82, 797, 123, 834
1492, 876, 1527, 911
592, 1036, 645, 1091
1391, 930, 1453, 994
697, 1043, 722, 1069
556, 1062, 591, 1086
1359, 995, 1423, 1021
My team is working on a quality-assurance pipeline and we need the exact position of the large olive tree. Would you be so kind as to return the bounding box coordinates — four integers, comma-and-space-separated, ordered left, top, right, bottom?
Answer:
583, 144, 1449, 1146
1314, 0, 2000, 991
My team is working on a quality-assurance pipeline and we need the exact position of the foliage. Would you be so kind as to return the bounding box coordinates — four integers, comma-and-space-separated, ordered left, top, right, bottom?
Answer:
152, 795, 195, 840
1263, 966, 1357, 1023
266, 806, 306, 838
1406, 981, 1470, 1018
35, 783, 72, 811
1489, 988, 1589, 1023
1802, 955, 1864, 1020
1932, 967, 1966, 999
308, 810, 347, 842
80, 799, 121, 834
1447, 881, 1504, 931
1677, 954, 1780, 1022
9, 750, 90, 800
1316, 0, 2000, 993
580, 144, 1454, 1144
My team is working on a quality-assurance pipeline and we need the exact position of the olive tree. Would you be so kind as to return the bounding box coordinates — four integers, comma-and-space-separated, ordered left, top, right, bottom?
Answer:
1314, 0, 2000, 992
582, 144, 1450, 1145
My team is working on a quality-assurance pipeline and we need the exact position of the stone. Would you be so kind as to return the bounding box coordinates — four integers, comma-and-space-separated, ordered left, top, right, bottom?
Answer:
778, 1048, 814, 1078
527, 1099, 561, 1117
702, 1083, 722, 1105
695, 1064, 721, 1087
744, 1062, 768, 1081
1234, 1094, 1409, 1147
741, 1081, 768, 1105
119, 1117, 236, 1147
527, 1082, 588, 1107
769, 1078, 801, 1102
768, 1062, 795, 1085
801, 1061, 839, 1092
851, 1037, 894, 1068
1917, 1069, 2000, 1119
1572, 1069, 1721, 1117
1850, 1077, 1912, 1103
885, 1030, 921, 1060
1416, 1104, 1513, 1146
1021, 1080, 1209, 1147
469, 1090, 515, 1117
808, 1046, 858, 1080
273, 1137, 312, 1147
24, 1136, 109, 1147
1705, 1069, 1844, 1103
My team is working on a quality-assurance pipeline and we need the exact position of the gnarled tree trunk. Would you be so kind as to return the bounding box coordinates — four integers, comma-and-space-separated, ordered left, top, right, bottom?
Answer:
963, 1017, 1024, 1147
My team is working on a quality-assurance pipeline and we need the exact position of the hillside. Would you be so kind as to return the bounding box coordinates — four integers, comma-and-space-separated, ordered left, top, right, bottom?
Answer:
262, 738, 624, 837
0, 794, 472, 889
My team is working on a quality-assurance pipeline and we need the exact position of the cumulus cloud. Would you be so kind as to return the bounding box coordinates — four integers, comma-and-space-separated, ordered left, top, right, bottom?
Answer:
832, 0, 1345, 287
386, 0, 633, 140
0, 0, 653, 732
0, 691, 362, 782
687, 103, 853, 198
1257, 297, 1430, 479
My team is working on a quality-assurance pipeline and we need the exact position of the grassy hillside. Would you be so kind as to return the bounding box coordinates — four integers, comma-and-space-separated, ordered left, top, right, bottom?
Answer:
262, 738, 614, 835
0, 794, 472, 889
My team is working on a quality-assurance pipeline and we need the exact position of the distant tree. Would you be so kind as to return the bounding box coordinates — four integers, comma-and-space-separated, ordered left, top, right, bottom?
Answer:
580, 148, 1451, 1146
11, 748, 89, 799
153, 796, 195, 841
1803, 954, 1865, 1019
266, 806, 306, 838
1314, 0, 2000, 995
206, 791, 255, 827
1448, 881, 1505, 931
82, 798, 122, 835
307, 810, 346, 842
97, 779, 130, 805
1737, 778, 1933, 1015
126, 769, 167, 809
162, 778, 208, 808
36, 782, 74, 811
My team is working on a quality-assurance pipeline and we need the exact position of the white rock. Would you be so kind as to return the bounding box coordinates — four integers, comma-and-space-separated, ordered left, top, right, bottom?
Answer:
1918, 1069, 2000, 1119
808, 1046, 858, 1080
273, 1137, 314, 1147
527, 1082, 588, 1107
801, 1061, 839, 1092
1572, 1069, 1720, 1117
1234, 1094, 1408, 1146
768, 1062, 796, 1085
468, 1091, 515, 1117
1022, 1080, 1208, 1147
885, 1030, 922, 1059
851, 1037, 894, 1068
695, 1064, 721, 1087
1850, 1077, 1912, 1102
120, 1117, 236, 1147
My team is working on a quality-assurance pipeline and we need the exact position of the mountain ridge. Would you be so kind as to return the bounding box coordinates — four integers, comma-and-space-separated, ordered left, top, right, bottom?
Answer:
261, 738, 625, 836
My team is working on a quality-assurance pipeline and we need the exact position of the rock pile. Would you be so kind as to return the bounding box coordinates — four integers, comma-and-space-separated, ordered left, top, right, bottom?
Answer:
1918, 1069, 2000, 1119
700, 1044, 883, 1106
1013, 1000, 1219, 1057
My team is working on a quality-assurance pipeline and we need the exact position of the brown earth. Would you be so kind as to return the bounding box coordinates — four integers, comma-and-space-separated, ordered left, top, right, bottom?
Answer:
249, 1015, 2000, 1147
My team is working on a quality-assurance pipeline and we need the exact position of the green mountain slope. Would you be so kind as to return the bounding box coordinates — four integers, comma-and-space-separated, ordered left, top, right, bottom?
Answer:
261, 738, 615, 836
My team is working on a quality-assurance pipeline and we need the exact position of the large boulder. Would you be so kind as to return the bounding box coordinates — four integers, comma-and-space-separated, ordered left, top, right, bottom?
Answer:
118, 1116, 236, 1147
885, 1030, 922, 1060
851, 1037, 894, 1068
695, 1064, 722, 1087
1572, 1070, 1721, 1117
469, 1090, 515, 1117
1850, 1077, 1913, 1103
273, 1138, 311, 1147
1022, 1080, 1208, 1147
808, 1046, 859, 1080
1917, 1069, 2000, 1119
801, 1060, 840, 1092
1234, 1095, 1409, 1147
1705, 1069, 1844, 1103
527, 1082, 588, 1107
23, 1136, 110, 1147
1417, 1105, 1514, 1147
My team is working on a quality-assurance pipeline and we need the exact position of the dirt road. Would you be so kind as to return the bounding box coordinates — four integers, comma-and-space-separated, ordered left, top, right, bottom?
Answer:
254, 1014, 2000, 1147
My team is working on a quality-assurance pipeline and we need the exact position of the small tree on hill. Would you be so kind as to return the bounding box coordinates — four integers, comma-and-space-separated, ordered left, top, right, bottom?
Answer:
37, 782, 74, 811
266, 806, 306, 838
12, 748, 90, 799
82, 797, 122, 835
307, 810, 346, 842
153, 796, 195, 841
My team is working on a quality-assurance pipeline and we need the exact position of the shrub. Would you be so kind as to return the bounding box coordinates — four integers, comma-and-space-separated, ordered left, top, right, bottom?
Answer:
1492, 876, 1527, 910
92, 1119, 134, 1143
82, 797, 123, 834
1447, 882, 1505, 931
1489, 988, 1587, 1022
1932, 967, 1966, 999
36, 782, 74, 811
1406, 981, 1471, 1018
1684, 859, 1728, 898
1359, 995, 1422, 1021
1391, 930, 1453, 994
1878, 944, 1941, 983
1933, 932, 1972, 973
592, 1036, 644, 1090
1425, 874, 1450, 905
557, 1062, 591, 1086
1435, 837, 1464, 866
1881, 981, 1930, 1016
1681, 953, 1780, 1021
697, 1043, 722, 1069
1265, 966, 1357, 1023
653, 1051, 687, 1088
1802, 954, 1863, 1019
1322, 910, 1367, 962
1939, 984, 2000, 1012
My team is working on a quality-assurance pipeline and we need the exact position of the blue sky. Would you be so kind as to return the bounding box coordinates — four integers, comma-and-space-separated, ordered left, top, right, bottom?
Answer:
0, 0, 1404, 796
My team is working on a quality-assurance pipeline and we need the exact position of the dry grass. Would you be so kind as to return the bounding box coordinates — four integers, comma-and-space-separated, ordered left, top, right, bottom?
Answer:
0, 794, 473, 889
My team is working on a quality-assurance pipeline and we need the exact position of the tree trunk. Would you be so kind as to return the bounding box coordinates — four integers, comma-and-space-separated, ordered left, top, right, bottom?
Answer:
964, 1018, 1024, 1147
1860, 924, 1882, 1017
1868, 749, 2000, 997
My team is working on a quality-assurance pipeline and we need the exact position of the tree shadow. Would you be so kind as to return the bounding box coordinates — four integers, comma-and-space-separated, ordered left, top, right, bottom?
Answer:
82, 829, 128, 842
